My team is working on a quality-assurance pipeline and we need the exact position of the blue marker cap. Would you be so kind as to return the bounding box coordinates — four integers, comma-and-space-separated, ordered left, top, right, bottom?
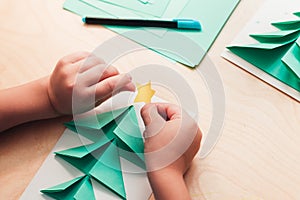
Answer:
175, 19, 201, 30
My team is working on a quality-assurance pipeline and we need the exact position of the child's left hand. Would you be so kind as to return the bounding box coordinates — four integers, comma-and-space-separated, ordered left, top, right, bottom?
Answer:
47, 51, 135, 115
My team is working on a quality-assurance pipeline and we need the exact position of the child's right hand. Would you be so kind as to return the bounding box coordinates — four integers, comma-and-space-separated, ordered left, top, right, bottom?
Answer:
141, 103, 201, 200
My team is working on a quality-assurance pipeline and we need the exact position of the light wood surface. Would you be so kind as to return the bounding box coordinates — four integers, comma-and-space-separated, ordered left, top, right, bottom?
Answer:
0, 0, 300, 199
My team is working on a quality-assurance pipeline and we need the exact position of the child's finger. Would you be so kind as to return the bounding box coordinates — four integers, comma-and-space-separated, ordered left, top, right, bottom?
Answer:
77, 55, 105, 73
99, 66, 119, 81
140, 104, 166, 138
59, 51, 90, 65
93, 73, 134, 101
154, 103, 182, 121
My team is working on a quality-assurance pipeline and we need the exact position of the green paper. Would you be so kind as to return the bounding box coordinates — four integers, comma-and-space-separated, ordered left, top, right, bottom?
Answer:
90, 141, 126, 199
295, 12, 300, 17
97, 0, 171, 17
271, 20, 300, 30
281, 38, 300, 78
63, 0, 240, 67
65, 106, 128, 130
45, 106, 145, 199
41, 176, 95, 200
228, 12, 300, 92
250, 29, 300, 43
228, 42, 300, 91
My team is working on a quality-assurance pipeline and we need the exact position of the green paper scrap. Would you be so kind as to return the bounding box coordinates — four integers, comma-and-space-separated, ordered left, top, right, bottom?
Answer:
42, 106, 145, 200
63, 0, 240, 67
295, 12, 300, 17
98, 0, 171, 17
227, 12, 300, 92
41, 175, 95, 200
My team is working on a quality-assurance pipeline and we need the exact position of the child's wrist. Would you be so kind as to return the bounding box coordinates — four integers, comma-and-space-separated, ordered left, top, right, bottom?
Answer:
147, 167, 183, 183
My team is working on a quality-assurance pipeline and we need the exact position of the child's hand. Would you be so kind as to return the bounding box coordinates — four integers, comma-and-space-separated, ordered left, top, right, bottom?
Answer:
141, 103, 201, 200
47, 52, 135, 115
141, 103, 201, 175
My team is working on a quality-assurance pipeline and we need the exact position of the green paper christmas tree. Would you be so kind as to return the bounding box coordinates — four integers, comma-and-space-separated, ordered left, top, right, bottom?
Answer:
41, 106, 145, 200
227, 12, 300, 92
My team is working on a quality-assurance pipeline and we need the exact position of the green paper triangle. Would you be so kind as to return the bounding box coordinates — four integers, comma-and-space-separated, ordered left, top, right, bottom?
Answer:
41, 176, 95, 200
271, 19, 300, 30
113, 106, 144, 155
66, 107, 129, 130
55, 142, 110, 174
90, 141, 126, 199
250, 29, 300, 43
281, 38, 300, 78
55, 136, 111, 158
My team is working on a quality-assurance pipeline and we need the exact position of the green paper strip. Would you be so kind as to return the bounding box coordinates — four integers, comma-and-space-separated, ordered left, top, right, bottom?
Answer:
55, 137, 110, 158
41, 176, 95, 200
55, 142, 110, 174
271, 20, 300, 30
294, 12, 300, 17
250, 29, 300, 43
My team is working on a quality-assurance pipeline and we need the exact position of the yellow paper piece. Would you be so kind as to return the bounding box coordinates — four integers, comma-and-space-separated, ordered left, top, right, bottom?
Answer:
134, 82, 156, 103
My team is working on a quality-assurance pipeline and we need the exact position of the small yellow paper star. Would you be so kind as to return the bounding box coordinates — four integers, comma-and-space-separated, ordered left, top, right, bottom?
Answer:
134, 81, 156, 103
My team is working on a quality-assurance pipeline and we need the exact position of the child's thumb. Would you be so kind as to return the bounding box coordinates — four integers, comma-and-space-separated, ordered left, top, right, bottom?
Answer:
141, 104, 165, 138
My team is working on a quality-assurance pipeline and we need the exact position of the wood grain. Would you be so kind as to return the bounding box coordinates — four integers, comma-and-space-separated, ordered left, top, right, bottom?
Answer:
0, 0, 299, 199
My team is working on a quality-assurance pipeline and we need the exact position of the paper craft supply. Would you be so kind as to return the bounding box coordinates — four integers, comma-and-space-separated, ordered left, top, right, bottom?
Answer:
63, 0, 240, 67
41, 106, 145, 200
134, 82, 156, 103
82, 17, 201, 30
222, 0, 300, 101
98, 0, 170, 17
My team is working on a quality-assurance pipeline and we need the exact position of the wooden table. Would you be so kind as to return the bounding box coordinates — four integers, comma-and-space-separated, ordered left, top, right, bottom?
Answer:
1, 0, 299, 199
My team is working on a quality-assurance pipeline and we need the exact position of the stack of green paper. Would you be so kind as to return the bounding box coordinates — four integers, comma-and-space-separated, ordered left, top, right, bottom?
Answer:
63, 0, 240, 67
227, 12, 300, 92
41, 106, 145, 200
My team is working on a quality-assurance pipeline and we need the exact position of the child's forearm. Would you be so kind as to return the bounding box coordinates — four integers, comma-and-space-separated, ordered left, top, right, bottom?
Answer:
147, 169, 191, 200
0, 77, 59, 132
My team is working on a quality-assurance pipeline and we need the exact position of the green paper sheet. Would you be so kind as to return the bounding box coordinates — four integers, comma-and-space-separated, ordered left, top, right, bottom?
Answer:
63, 0, 240, 67
41, 176, 95, 200
98, 0, 171, 17
42, 106, 145, 200
227, 13, 300, 92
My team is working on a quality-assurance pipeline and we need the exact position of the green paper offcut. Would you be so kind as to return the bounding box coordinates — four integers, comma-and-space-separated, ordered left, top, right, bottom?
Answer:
41, 175, 95, 200
63, 0, 240, 67
250, 29, 300, 43
294, 12, 300, 17
228, 42, 300, 92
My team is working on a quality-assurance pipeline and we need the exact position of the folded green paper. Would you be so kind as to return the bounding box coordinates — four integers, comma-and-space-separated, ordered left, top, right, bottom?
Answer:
228, 13, 300, 92
41, 106, 145, 200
